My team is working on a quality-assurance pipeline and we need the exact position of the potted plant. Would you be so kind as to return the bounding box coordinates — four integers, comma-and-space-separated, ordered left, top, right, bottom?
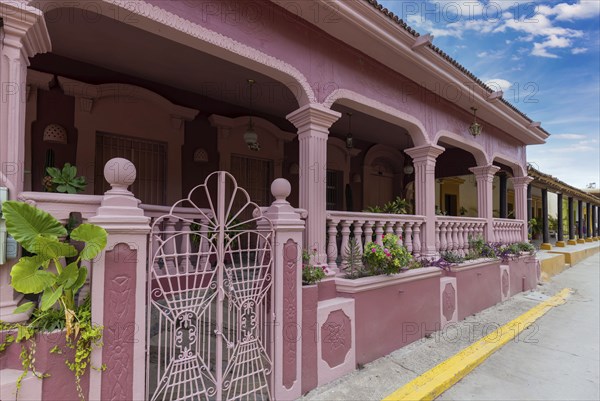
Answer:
43, 163, 87, 194
0, 201, 107, 400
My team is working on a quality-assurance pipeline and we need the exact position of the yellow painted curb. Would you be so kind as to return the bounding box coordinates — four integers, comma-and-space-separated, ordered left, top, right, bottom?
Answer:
382, 288, 573, 401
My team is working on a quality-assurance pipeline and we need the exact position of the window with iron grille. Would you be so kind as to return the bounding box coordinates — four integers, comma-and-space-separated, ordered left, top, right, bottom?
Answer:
230, 155, 274, 207
326, 170, 343, 210
95, 132, 167, 205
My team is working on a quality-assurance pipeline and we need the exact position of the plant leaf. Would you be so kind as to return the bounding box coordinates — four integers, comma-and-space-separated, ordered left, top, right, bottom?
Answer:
13, 302, 34, 314
57, 262, 80, 288
70, 266, 88, 294
70, 224, 107, 260
10, 255, 56, 294
1, 201, 67, 252
30, 235, 77, 259
40, 286, 64, 311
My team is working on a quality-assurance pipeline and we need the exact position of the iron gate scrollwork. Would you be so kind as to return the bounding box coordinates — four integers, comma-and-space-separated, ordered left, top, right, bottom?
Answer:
147, 171, 274, 401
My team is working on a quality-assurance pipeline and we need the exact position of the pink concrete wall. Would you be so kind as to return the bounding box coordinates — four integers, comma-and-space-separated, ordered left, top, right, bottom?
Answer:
446, 261, 502, 320
147, 0, 527, 161
0, 330, 89, 400
317, 279, 337, 302
301, 285, 318, 394
339, 275, 441, 365
508, 256, 538, 296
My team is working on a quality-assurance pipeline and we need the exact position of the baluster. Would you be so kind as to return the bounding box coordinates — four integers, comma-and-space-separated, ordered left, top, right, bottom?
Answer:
462, 222, 469, 256
150, 218, 162, 274
327, 219, 339, 271
413, 223, 422, 258
404, 222, 413, 254
454, 222, 463, 256
353, 221, 364, 257
394, 221, 404, 246
439, 221, 447, 253
180, 220, 192, 272
451, 222, 459, 253
385, 221, 394, 236
364, 221, 374, 246
375, 221, 384, 245
198, 217, 210, 270
435, 220, 441, 254
163, 218, 178, 274
340, 220, 352, 270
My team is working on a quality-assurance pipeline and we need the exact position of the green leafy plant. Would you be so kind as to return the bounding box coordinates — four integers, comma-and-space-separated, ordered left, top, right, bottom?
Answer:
0, 201, 107, 400
528, 218, 542, 239
364, 196, 411, 214
302, 248, 327, 285
44, 163, 87, 194
342, 237, 363, 279
440, 251, 465, 264
363, 234, 412, 275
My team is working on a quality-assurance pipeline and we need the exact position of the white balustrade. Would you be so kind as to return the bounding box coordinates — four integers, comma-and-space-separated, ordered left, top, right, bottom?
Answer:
435, 217, 487, 255
325, 211, 426, 272
493, 219, 525, 244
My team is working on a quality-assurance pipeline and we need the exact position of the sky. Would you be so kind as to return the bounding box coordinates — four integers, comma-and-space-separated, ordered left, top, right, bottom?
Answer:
379, 0, 600, 189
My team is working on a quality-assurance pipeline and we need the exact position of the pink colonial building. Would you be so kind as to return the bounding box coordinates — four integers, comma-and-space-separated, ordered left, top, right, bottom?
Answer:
0, 1, 556, 400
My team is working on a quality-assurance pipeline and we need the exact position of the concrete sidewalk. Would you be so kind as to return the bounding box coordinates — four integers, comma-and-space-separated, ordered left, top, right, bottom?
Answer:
301, 253, 599, 401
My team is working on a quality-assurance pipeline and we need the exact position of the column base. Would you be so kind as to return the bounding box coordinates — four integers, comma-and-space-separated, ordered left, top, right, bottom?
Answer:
594, 237, 599, 241
555, 241, 566, 247
540, 243, 552, 250
585, 238, 593, 242
577, 239, 585, 244
567, 239, 578, 245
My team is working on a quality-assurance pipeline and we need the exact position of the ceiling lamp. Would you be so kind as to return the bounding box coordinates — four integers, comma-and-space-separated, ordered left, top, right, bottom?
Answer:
43, 123, 68, 144
403, 159, 414, 175
346, 112, 353, 149
244, 79, 260, 151
469, 107, 482, 137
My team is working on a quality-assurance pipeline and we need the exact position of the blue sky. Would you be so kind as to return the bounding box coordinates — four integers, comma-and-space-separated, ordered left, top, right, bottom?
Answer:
379, 0, 600, 189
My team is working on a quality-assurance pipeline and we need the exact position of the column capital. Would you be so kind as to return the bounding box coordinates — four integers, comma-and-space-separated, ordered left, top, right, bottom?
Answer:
469, 165, 501, 181
510, 176, 534, 187
404, 144, 444, 162
286, 103, 341, 133
0, 1, 51, 56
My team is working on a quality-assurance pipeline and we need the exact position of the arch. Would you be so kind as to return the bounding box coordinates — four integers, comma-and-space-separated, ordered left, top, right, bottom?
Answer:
491, 153, 527, 178
434, 130, 489, 166
31, 0, 315, 106
323, 89, 429, 146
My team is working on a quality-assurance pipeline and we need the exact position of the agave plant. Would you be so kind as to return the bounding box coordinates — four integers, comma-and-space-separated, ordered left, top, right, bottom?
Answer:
45, 163, 87, 194
1, 201, 106, 333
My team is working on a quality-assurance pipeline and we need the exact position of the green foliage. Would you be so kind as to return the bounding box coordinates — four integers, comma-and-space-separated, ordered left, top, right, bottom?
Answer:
528, 218, 542, 236
363, 234, 412, 275
343, 237, 363, 279
364, 196, 411, 214
45, 163, 87, 194
302, 248, 326, 285
1, 201, 107, 401
517, 242, 536, 254
2, 201, 107, 314
440, 251, 464, 264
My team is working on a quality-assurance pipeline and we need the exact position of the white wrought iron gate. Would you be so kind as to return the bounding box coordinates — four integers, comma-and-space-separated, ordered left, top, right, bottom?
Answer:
147, 172, 274, 401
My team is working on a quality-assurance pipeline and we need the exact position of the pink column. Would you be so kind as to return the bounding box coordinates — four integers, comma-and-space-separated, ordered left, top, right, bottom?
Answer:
469, 165, 501, 241
510, 176, 533, 242
287, 104, 340, 266
0, 3, 51, 323
261, 178, 305, 400
88, 158, 151, 401
405, 144, 444, 257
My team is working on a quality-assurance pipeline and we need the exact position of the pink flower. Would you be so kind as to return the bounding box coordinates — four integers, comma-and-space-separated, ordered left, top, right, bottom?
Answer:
371, 248, 376, 253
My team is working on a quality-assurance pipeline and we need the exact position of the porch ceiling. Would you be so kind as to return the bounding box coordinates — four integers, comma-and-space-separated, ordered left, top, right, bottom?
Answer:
42, 8, 299, 118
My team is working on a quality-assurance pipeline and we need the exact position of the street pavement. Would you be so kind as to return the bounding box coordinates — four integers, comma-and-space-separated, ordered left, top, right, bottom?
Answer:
438, 252, 599, 401
301, 252, 600, 401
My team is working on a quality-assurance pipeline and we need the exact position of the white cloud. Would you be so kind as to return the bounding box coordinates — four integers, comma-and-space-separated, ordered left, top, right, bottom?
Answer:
572, 47, 588, 54
551, 134, 587, 140
540, 1, 600, 21
531, 34, 573, 58
485, 78, 513, 92
477, 51, 488, 58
